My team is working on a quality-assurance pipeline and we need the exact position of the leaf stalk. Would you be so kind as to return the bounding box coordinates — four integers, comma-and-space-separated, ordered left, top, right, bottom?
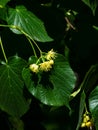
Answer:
0, 37, 8, 63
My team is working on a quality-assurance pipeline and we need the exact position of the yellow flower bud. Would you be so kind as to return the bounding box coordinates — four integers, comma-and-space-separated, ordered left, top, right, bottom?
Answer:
85, 121, 92, 128
81, 122, 86, 128
83, 113, 86, 117
86, 115, 90, 122
83, 115, 90, 123
29, 64, 39, 73
83, 117, 87, 123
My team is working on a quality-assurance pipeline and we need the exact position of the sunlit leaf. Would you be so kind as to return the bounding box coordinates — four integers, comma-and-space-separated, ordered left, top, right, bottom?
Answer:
22, 54, 76, 109
82, 0, 98, 15
89, 85, 98, 129
0, 56, 29, 117
7, 6, 53, 42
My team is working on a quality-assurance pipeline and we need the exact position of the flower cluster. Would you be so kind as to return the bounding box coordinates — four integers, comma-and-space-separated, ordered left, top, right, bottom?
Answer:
29, 49, 56, 73
81, 112, 93, 128
39, 60, 54, 72
46, 49, 57, 60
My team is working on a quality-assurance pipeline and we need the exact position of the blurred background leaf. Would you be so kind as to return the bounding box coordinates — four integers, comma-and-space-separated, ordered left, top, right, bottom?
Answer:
82, 0, 98, 15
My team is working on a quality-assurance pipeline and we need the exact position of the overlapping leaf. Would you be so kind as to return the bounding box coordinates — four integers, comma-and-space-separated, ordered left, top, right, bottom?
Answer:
0, 56, 29, 117
22, 54, 76, 109
7, 6, 53, 42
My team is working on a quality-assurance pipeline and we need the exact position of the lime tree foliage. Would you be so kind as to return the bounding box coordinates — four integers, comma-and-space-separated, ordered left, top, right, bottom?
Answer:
0, 0, 98, 130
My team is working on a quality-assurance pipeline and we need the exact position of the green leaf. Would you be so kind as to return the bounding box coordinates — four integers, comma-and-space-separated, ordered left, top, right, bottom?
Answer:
7, 6, 53, 42
22, 54, 76, 109
0, 56, 29, 117
0, 8, 7, 21
76, 92, 86, 130
0, 0, 10, 8
89, 85, 98, 129
71, 64, 98, 98
93, 25, 98, 30
82, 0, 98, 15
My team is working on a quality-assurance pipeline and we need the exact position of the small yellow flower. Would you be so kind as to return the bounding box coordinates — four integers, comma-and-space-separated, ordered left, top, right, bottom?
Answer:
39, 61, 53, 72
81, 122, 86, 128
29, 64, 39, 73
81, 112, 94, 129
83, 115, 90, 123
85, 121, 93, 128
46, 49, 56, 60
49, 59, 54, 65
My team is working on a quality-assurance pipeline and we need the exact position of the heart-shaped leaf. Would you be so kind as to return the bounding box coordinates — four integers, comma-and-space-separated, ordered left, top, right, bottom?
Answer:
0, 56, 29, 117
22, 54, 76, 109
7, 6, 53, 42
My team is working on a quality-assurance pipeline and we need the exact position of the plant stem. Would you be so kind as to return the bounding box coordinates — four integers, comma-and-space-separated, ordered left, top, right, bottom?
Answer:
0, 24, 43, 56
32, 39, 42, 56
0, 24, 10, 28
27, 37, 37, 57
0, 37, 8, 63
84, 103, 88, 113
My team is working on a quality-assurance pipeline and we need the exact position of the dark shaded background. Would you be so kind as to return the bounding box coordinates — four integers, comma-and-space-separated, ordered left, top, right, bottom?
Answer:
0, 0, 98, 129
